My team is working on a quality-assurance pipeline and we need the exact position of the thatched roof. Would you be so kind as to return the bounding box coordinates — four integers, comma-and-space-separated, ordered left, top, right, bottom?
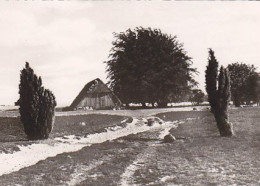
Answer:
69, 78, 121, 109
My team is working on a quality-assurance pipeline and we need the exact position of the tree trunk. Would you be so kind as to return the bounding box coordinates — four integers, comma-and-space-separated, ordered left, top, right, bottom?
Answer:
158, 102, 167, 108
234, 95, 241, 107
214, 109, 234, 137
126, 103, 130, 109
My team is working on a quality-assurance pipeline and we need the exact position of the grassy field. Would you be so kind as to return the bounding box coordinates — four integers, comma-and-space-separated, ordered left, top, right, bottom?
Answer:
153, 108, 260, 185
52, 114, 130, 138
0, 107, 259, 185
0, 114, 128, 154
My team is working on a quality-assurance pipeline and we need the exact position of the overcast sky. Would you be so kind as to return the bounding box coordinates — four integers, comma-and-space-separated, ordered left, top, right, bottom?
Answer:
1, 1, 260, 106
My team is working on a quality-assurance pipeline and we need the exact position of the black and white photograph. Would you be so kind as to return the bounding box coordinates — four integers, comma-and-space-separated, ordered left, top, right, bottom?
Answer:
0, 1, 259, 185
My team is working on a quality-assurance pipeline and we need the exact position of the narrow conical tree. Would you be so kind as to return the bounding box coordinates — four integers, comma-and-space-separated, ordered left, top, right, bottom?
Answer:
205, 50, 233, 137
205, 49, 218, 114
19, 62, 56, 140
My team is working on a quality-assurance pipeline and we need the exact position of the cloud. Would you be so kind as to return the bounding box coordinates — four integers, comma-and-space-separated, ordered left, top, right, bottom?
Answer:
0, 1, 260, 105
0, 2, 96, 50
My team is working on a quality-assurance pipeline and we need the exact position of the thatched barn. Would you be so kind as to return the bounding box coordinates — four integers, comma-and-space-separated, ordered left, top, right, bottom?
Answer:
69, 78, 121, 110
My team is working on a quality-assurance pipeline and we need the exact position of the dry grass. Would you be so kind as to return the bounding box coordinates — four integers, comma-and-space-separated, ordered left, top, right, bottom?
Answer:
52, 114, 129, 138
139, 108, 260, 185
0, 114, 128, 141
0, 108, 259, 185
0, 117, 26, 142
0, 114, 128, 154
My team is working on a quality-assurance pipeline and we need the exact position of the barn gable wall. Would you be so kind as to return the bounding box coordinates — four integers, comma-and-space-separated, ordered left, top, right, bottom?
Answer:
69, 78, 121, 110
77, 94, 115, 109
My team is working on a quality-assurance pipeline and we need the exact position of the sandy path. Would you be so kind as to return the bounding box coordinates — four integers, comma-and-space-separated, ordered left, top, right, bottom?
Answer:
57, 106, 208, 118
0, 117, 179, 177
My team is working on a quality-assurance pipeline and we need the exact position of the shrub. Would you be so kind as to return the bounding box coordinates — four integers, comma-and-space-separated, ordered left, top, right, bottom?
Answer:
18, 62, 56, 140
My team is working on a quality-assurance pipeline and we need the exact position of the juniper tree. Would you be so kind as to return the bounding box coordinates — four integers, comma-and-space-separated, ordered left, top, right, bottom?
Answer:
205, 49, 218, 114
205, 49, 233, 137
18, 62, 56, 140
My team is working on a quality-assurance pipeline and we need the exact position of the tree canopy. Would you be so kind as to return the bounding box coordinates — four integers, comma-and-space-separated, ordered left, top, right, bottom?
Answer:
105, 27, 197, 107
227, 62, 259, 106
189, 89, 205, 106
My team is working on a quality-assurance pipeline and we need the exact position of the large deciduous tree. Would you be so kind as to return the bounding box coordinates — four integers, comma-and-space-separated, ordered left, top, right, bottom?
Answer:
205, 49, 233, 137
227, 63, 259, 107
105, 27, 197, 107
245, 72, 260, 105
189, 89, 205, 106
